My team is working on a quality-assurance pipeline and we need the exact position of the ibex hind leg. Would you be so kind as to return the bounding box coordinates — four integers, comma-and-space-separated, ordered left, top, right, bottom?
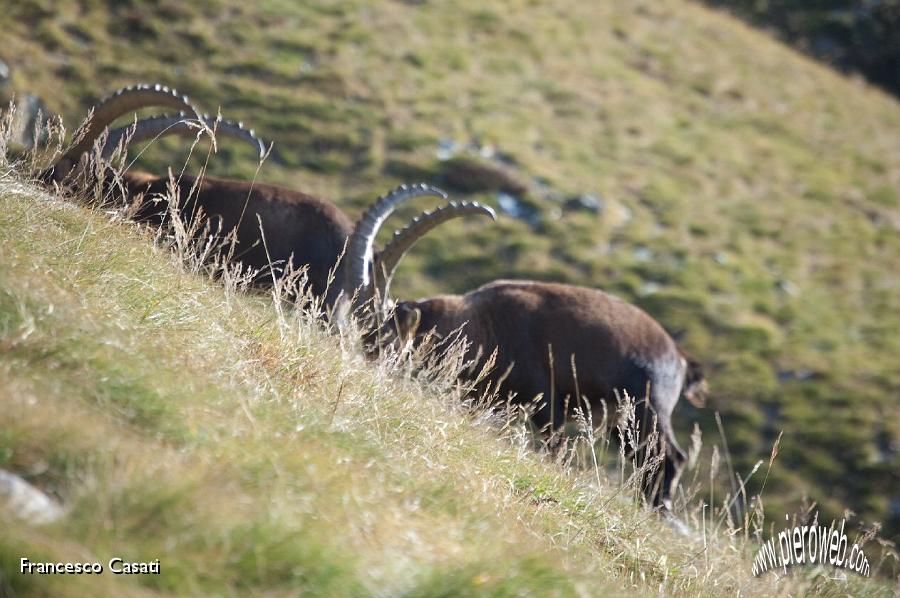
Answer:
612, 359, 686, 509
631, 405, 686, 509
646, 363, 689, 510
521, 385, 569, 454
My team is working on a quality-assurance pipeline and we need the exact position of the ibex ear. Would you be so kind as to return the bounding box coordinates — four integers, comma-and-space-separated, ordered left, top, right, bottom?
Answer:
395, 303, 421, 339
403, 307, 421, 336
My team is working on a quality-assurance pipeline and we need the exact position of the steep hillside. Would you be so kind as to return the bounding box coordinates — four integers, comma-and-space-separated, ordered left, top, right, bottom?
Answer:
1, 173, 894, 595
1, 0, 898, 546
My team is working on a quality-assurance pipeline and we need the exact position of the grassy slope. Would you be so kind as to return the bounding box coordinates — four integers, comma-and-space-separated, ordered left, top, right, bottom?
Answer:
1, 175, 892, 596
1, 0, 898, 555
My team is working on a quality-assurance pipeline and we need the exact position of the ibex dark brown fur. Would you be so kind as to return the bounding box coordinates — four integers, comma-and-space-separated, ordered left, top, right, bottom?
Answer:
122, 172, 358, 303
379, 280, 707, 507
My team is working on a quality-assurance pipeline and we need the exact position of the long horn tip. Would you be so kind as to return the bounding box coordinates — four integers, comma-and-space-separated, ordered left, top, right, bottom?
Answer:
470, 201, 498, 220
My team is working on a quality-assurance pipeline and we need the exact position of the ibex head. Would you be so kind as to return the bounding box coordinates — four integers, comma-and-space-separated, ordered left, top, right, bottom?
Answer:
339, 184, 495, 319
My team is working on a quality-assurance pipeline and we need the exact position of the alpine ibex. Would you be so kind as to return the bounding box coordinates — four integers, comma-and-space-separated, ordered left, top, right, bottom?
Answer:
41, 85, 496, 306
355, 224, 707, 506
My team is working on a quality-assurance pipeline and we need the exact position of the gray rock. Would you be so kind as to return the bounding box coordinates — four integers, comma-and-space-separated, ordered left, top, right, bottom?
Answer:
0, 469, 64, 525
563, 193, 604, 214
775, 279, 799, 296
532, 176, 553, 191
776, 369, 816, 382
496, 191, 541, 227
632, 246, 653, 262
436, 139, 458, 161
477, 143, 495, 159
639, 281, 661, 296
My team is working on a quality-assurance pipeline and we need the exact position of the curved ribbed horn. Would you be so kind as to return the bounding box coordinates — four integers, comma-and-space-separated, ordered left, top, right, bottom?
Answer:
49, 84, 200, 178
343, 183, 448, 307
373, 201, 496, 301
101, 113, 267, 161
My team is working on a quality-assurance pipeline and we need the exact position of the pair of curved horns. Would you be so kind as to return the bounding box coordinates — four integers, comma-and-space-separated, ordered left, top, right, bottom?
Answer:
101, 112, 266, 161
343, 183, 496, 309
52, 84, 200, 175
374, 200, 495, 301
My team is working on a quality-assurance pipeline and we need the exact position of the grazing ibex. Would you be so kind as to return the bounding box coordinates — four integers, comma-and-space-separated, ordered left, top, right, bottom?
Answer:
355, 223, 706, 506
41, 84, 496, 306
